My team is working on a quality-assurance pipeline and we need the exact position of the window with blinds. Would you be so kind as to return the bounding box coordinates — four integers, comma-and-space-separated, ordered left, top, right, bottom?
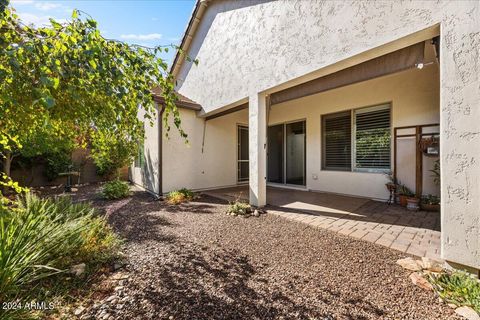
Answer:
322, 104, 391, 172
322, 111, 351, 171
354, 105, 391, 171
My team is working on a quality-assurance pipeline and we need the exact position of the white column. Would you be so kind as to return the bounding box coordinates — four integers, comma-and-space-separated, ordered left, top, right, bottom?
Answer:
248, 92, 267, 207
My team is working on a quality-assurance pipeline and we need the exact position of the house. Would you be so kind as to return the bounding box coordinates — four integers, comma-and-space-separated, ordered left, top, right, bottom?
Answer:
130, 0, 480, 271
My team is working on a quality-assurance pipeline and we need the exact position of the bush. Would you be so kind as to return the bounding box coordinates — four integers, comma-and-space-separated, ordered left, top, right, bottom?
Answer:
90, 130, 137, 176
45, 151, 74, 181
226, 201, 252, 216
101, 180, 130, 200
166, 188, 195, 204
0, 194, 120, 314
429, 270, 480, 312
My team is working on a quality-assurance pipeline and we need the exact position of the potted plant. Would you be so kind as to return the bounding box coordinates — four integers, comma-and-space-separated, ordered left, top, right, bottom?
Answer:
406, 195, 420, 211
421, 194, 440, 211
397, 184, 414, 207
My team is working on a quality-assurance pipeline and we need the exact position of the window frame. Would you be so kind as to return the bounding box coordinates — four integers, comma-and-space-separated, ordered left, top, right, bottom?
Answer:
321, 103, 392, 173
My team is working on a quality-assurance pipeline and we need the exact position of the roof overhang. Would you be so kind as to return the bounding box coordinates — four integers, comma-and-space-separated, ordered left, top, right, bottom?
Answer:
170, 0, 211, 79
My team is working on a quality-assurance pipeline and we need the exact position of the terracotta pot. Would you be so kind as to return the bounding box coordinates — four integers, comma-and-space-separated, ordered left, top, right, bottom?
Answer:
421, 203, 440, 212
406, 197, 420, 211
398, 195, 408, 207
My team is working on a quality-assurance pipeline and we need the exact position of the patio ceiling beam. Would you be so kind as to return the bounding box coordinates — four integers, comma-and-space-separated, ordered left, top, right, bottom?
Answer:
205, 102, 249, 121
270, 41, 426, 106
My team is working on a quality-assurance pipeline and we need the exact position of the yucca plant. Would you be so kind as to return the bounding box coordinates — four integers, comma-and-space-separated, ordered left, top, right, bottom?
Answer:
0, 193, 120, 308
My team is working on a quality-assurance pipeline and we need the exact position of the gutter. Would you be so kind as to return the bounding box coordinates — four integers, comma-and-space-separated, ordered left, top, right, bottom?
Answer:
170, 0, 210, 80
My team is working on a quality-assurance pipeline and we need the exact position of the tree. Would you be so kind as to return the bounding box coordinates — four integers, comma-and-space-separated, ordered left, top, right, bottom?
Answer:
0, 4, 191, 192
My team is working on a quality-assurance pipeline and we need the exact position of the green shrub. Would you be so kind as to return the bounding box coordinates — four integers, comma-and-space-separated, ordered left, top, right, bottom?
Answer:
90, 130, 137, 176
0, 194, 120, 312
45, 151, 74, 181
166, 188, 195, 204
429, 270, 480, 312
226, 201, 252, 216
101, 180, 130, 199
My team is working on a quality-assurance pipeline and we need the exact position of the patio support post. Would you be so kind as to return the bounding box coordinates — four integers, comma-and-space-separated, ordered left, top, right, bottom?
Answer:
248, 92, 267, 207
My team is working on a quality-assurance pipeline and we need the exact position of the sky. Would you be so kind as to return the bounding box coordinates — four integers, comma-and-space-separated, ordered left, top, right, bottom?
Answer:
9, 0, 196, 64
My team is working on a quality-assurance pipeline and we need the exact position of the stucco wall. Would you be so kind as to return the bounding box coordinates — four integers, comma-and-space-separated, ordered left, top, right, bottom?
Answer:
175, 1, 480, 268
162, 108, 248, 193
130, 106, 161, 194
269, 66, 440, 200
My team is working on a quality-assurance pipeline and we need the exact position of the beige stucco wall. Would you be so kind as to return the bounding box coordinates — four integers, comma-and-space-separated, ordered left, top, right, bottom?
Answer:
174, 0, 480, 269
130, 106, 161, 194
162, 108, 248, 193
270, 66, 440, 200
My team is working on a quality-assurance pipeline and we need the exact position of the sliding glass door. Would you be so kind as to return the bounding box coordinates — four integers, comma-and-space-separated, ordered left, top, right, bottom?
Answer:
267, 120, 306, 186
237, 125, 249, 182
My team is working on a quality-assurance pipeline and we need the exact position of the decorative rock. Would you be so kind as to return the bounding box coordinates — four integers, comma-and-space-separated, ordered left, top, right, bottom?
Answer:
420, 257, 444, 272
114, 285, 124, 291
70, 263, 86, 276
113, 262, 123, 270
455, 306, 480, 320
409, 272, 433, 291
397, 257, 422, 271
74, 306, 85, 316
252, 210, 260, 217
71, 187, 78, 192
111, 272, 129, 280
106, 295, 117, 303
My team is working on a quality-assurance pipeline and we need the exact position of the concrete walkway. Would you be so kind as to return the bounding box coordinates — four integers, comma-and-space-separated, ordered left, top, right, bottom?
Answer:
204, 186, 441, 260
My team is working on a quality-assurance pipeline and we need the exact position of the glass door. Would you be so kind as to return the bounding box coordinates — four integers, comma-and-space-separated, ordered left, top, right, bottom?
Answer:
267, 120, 306, 186
286, 121, 306, 185
237, 125, 249, 182
267, 124, 284, 183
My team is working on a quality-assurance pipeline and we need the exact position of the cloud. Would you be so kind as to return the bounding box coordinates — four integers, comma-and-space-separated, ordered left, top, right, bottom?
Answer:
17, 12, 66, 26
34, 2, 62, 11
10, 0, 34, 5
120, 33, 163, 41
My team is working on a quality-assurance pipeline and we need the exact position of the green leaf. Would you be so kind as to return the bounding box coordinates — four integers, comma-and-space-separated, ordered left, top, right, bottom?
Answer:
89, 60, 97, 69
72, 9, 78, 19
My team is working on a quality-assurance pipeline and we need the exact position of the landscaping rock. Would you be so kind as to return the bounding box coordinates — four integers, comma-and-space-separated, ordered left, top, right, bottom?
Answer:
113, 262, 123, 270
455, 306, 480, 320
252, 209, 260, 217
397, 257, 422, 271
111, 272, 129, 280
409, 272, 433, 291
70, 263, 86, 276
74, 306, 85, 316
419, 257, 444, 272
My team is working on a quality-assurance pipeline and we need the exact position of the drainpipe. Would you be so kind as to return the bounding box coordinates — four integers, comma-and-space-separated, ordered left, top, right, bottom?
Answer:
158, 104, 166, 196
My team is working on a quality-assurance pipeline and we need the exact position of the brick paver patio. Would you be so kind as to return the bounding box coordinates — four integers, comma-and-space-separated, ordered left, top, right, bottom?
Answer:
204, 186, 441, 260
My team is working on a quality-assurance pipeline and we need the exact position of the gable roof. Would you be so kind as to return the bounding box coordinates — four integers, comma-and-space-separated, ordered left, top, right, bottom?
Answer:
170, 0, 210, 78
151, 87, 202, 111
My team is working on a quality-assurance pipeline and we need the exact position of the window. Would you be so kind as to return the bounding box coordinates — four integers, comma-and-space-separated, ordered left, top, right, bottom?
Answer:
237, 125, 249, 182
322, 111, 351, 171
322, 104, 391, 172
134, 140, 145, 168
354, 105, 391, 171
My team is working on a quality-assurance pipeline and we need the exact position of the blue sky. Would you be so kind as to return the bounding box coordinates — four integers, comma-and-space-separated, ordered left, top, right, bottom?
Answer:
10, 0, 196, 63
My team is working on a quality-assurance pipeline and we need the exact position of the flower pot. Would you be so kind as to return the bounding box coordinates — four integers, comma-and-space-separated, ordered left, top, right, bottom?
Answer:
421, 203, 440, 212
406, 197, 420, 211
398, 195, 408, 207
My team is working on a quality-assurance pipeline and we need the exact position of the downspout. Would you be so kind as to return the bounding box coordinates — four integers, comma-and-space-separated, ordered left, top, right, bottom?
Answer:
158, 104, 166, 196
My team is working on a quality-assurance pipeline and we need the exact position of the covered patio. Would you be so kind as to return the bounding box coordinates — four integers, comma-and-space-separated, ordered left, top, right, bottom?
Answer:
204, 186, 441, 260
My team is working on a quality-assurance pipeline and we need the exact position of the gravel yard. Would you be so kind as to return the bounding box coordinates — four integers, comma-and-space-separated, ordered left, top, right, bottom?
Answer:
58, 184, 458, 320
